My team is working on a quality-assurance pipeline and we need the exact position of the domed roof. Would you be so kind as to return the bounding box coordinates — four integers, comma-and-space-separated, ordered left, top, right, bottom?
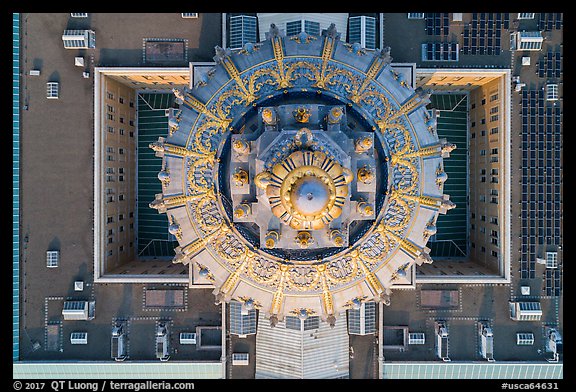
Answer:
151, 23, 455, 326
290, 175, 330, 217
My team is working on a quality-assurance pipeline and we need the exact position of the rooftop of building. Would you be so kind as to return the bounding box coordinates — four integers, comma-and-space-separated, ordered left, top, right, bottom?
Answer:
14, 13, 563, 379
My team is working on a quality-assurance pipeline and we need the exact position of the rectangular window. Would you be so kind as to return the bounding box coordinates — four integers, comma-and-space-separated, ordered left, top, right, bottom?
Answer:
129, 212, 134, 218
107, 105, 114, 113
491, 148, 498, 155
472, 121, 476, 128
119, 214, 124, 221
286, 20, 302, 36
119, 245, 124, 252
407, 13, 425, 19
304, 20, 321, 36
106, 167, 114, 174
107, 92, 114, 100
481, 130, 486, 136
490, 217, 498, 225
517, 333, 535, 345
107, 126, 114, 134
46, 82, 59, 99
490, 93, 498, 102
490, 127, 498, 135
491, 177, 499, 184
481, 98, 486, 105
349, 16, 376, 49
119, 226, 124, 233
107, 217, 114, 223
119, 97, 124, 104
490, 114, 499, 122
129, 131, 134, 137
107, 195, 114, 203
106, 175, 114, 182
490, 106, 499, 114
471, 212, 475, 219
518, 13, 535, 19
119, 175, 124, 182
229, 15, 258, 50
118, 167, 124, 174
119, 148, 125, 155
119, 117, 124, 124
129, 120, 134, 126
106, 146, 114, 153
108, 250, 113, 256
119, 194, 125, 201
129, 101, 134, 108
481, 246, 486, 253
480, 149, 486, 156
480, 195, 486, 202
481, 118, 486, 125
491, 250, 498, 257
471, 132, 476, 139
481, 215, 486, 222
481, 176, 486, 183
107, 113, 114, 121
108, 237, 113, 244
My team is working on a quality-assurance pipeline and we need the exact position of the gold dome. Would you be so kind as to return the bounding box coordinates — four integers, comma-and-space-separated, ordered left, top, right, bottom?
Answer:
257, 150, 353, 230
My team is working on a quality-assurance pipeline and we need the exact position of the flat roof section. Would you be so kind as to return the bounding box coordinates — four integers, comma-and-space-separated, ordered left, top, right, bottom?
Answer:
137, 93, 178, 258
427, 94, 468, 258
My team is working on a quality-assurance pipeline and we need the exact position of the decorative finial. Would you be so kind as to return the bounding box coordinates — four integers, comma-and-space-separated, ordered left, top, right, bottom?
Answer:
323, 23, 340, 40
293, 107, 311, 123
327, 314, 336, 328
269, 23, 283, 39
213, 45, 231, 63
269, 314, 279, 328
357, 165, 375, 185
377, 46, 393, 65
261, 107, 278, 125
172, 88, 185, 104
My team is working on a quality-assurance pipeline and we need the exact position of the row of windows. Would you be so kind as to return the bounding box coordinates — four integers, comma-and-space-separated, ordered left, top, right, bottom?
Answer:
106, 242, 133, 257
106, 92, 134, 107
107, 127, 134, 137
478, 195, 499, 203
471, 127, 499, 139
107, 224, 133, 235
106, 147, 128, 155
106, 114, 134, 125
479, 176, 499, 184
471, 213, 499, 225
106, 175, 127, 182
106, 194, 128, 202
470, 242, 499, 258
107, 212, 134, 223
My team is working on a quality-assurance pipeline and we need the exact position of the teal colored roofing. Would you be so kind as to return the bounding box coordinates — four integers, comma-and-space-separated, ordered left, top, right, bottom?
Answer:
13, 362, 223, 379
427, 93, 468, 258
137, 93, 178, 257
13, 12, 20, 362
